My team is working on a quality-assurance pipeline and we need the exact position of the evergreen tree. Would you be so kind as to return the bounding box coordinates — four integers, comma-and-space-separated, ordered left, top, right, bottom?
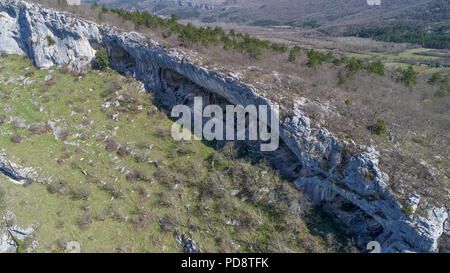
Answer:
95, 48, 109, 70
398, 66, 417, 86
288, 49, 296, 63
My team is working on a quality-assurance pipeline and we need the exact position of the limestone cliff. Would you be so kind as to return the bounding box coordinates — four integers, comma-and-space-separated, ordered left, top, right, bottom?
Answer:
0, 0, 448, 253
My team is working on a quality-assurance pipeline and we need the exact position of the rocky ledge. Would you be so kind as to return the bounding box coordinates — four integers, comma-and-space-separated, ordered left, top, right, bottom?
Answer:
0, 0, 448, 252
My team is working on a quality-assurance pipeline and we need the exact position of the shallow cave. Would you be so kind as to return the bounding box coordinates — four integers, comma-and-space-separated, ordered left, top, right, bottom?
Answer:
121, 64, 383, 251
320, 195, 384, 248
438, 233, 450, 253
159, 68, 304, 179
107, 45, 136, 74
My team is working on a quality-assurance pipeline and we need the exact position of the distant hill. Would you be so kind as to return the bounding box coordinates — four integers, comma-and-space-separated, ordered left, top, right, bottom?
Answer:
82, 0, 449, 48
83, 0, 449, 28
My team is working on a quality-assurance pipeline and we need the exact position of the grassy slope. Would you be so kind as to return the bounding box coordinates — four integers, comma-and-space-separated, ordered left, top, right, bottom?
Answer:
0, 54, 352, 253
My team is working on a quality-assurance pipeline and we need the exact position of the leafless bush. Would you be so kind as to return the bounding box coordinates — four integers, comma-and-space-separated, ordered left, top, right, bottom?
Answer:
11, 135, 24, 144
102, 183, 125, 199
129, 207, 153, 232
101, 78, 122, 99
134, 152, 149, 163
159, 214, 178, 233
71, 186, 91, 200
128, 168, 152, 183
117, 144, 131, 157
105, 138, 118, 152
47, 180, 71, 195
28, 123, 52, 136
154, 128, 170, 139
198, 172, 227, 200
55, 236, 68, 251
0, 114, 6, 126
136, 141, 151, 150
74, 106, 85, 114
157, 192, 173, 207
137, 186, 151, 200
58, 129, 70, 141
153, 170, 181, 189
218, 142, 239, 160
0, 186, 5, 205
76, 212, 93, 229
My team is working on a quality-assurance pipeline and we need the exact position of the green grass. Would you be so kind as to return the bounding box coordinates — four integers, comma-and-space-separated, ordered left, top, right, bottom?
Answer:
349, 48, 438, 62
0, 54, 351, 253
348, 48, 444, 74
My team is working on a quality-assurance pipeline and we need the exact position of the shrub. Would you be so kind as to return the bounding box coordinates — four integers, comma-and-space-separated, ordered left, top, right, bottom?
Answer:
346, 58, 363, 72
28, 123, 52, 136
95, 48, 109, 70
218, 142, 239, 159
11, 135, 24, 144
397, 66, 417, 86
48, 180, 71, 195
105, 138, 118, 152
77, 212, 94, 227
288, 49, 296, 63
103, 183, 125, 199
306, 49, 321, 68
428, 73, 447, 85
306, 49, 334, 68
72, 186, 91, 200
129, 168, 152, 183
153, 170, 181, 189
434, 88, 447, 98
159, 214, 178, 233
46, 36, 55, 46
134, 152, 149, 163
57, 0, 68, 7
98, 12, 104, 21
129, 207, 152, 231
126, 169, 139, 183
0, 114, 6, 126
117, 144, 131, 157
403, 205, 414, 216
60, 130, 70, 141
370, 119, 387, 135
137, 186, 150, 200
154, 128, 170, 139
158, 192, 172, 207
56, 237, 68, 251
0, 186, 5, 205
199, 172, 227, 200
55, 220, 65, 229
365, 61, 385, 76
101, 78, 122, 98
338, 74, 347, 86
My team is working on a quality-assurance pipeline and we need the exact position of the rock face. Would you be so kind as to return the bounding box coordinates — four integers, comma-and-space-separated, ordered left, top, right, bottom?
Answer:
0, 155, 36, 184
0, 0, 448, 253
176, 234, 203, 253
0, 208, 36, 253
0, 0, 100, 71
